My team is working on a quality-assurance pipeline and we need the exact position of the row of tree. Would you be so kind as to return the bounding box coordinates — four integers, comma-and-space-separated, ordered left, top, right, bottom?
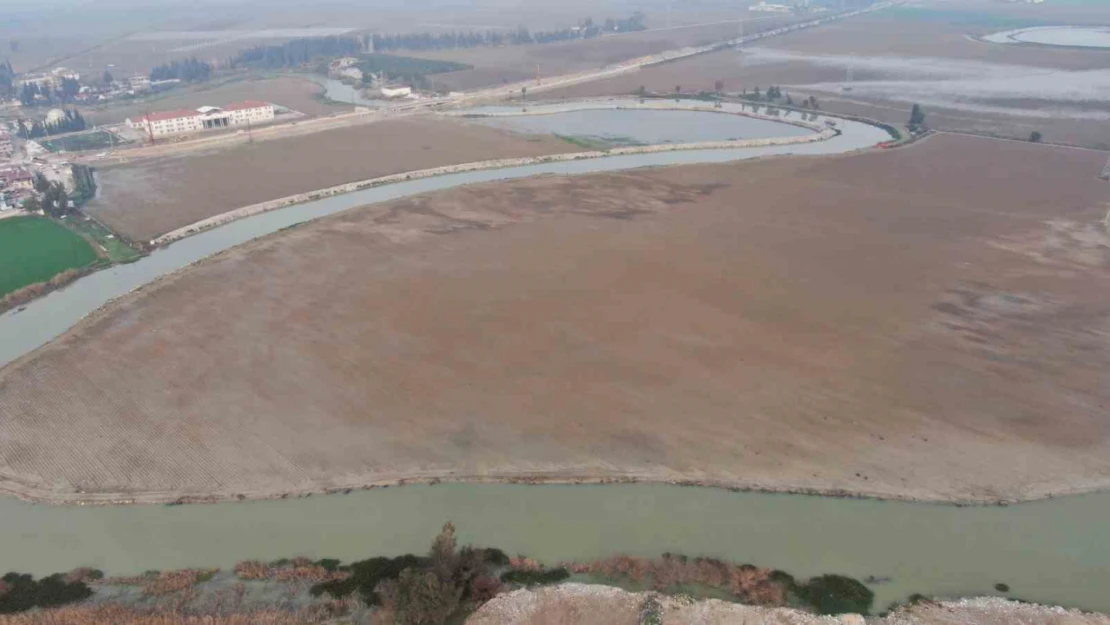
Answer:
356, 54, 470, 90
0, 59, 14, 100
17, 78, 80, 106
16, 109, 86, 139
231, 37, 362, 70
150, 57, 211, 82
367, 12, 646, 52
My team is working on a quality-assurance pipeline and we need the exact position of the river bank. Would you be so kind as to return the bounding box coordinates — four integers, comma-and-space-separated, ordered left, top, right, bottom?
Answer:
148, 104, 833, 247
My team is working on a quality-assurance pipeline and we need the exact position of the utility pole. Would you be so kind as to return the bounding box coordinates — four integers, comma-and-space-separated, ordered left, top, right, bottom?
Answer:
144, 109, 154, 145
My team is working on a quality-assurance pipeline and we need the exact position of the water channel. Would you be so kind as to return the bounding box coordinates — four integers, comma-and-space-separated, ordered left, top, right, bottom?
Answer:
2, 105, 1105, 613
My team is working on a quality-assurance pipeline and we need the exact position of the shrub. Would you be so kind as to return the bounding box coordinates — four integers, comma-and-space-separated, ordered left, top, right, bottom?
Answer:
316, 559, 342, 572
796, 574, 874, 615
311, 555, 428, 603
499, 568, 570, 586
0, 572, 93, 614
994, 583, 1010, 592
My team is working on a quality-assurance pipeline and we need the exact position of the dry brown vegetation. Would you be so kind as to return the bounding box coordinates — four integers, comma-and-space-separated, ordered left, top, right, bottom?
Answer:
0, 604, 341, 625
0, 269, 89, 316
3, 134, 1110, 504
89, 116, 575, 241
567, 555, 787, 605
233, 559, 347, 584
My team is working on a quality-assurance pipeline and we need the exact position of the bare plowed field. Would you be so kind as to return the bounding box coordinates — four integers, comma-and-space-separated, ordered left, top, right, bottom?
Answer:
88, 117, 575, 241
3, 134, 1110, 504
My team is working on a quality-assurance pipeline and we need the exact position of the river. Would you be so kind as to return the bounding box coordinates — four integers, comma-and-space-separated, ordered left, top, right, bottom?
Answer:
3, 484, 1110, 612
5, 107, 1105, 614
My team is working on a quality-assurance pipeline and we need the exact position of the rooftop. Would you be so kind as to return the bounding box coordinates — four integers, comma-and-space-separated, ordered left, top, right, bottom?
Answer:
142, 109, 202, 123
222, 100, 271, 112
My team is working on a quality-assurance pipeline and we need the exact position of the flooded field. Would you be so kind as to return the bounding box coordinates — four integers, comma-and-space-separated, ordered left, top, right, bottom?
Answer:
985, 26, 1110, 49
740, 47, 1110, 122
470, 107, 813, 145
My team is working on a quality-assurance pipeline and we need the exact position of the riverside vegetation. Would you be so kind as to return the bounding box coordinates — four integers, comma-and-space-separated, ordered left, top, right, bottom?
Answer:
0, 522, 880, 624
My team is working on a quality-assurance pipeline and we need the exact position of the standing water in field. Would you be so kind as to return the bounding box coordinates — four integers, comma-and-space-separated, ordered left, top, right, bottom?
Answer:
470, 108, 814, 146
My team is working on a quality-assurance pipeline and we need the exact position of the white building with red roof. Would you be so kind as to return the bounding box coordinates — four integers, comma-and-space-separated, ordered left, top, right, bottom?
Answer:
127, 101, 275, 139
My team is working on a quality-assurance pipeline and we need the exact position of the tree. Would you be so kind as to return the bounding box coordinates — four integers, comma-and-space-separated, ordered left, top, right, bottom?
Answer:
714, 79, 724, 95
753, 86, 761, 100
1029, 130, 1043, 143
377, 568, 462, 625
908, 103, 926, 132
785, 94, 793, 106
32, 171, 50, 194
41, 182, 70, 218
797, 574, 874, 615
808, 95, 819, 110
428, 522, 457, 583
21, 196, 42, 213
102, 70, 114, 86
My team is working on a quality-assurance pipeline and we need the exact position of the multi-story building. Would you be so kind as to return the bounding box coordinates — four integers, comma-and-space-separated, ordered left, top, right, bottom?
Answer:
127, 101, 276, 139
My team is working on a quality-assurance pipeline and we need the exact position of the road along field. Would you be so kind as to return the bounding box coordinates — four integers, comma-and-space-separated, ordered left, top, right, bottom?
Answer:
88, 116, 577, 242
2, 133, 1109, 505
404, 14, 807, 91
0, 216, 98, 299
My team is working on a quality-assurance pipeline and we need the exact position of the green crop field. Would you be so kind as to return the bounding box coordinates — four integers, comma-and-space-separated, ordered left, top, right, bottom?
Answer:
0, 216, 99, 298
39, 130, 122, 153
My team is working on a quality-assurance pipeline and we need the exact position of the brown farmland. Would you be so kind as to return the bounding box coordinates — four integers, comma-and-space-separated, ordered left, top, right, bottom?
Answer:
89, 117, 575, 241
3, 134, 1110, 504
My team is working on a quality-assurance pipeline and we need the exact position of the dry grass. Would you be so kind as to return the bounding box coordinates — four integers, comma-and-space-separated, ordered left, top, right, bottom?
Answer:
0, 604, 340, 625
4, 134, 1110, 504
567, 555, 786, 605
234, 559, 347, 584
89, 116, 575, 241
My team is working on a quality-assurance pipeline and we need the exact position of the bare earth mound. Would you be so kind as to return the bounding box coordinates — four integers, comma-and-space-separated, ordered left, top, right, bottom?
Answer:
2, 134, 1110, 504
465, 585, 1110, 625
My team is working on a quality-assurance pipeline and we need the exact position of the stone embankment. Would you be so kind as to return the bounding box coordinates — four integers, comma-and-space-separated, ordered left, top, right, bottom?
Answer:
149, 125, 834, 247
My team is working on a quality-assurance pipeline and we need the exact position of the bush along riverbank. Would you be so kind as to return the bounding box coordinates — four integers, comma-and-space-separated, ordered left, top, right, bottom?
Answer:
0, 521, 888, 624
5, 522, 1090, 624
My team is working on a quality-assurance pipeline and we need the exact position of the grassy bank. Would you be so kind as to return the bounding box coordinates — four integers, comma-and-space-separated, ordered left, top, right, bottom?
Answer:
0, 216, 99, 298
